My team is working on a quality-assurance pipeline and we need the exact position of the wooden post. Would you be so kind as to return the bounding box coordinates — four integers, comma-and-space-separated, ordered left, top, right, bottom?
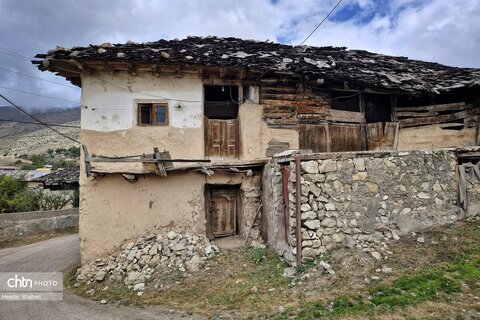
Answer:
295, 156, 302, 267
82, 145, 91, 177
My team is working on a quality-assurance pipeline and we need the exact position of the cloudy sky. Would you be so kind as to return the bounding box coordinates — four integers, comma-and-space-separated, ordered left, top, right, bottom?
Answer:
0, 0, 479, 111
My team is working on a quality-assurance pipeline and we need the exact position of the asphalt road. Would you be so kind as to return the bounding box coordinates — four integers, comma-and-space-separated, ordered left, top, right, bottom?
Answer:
0, 234, 203, 320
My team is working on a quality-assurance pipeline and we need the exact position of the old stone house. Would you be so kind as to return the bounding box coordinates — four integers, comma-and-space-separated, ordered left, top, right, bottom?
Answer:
34, 36, 480, 264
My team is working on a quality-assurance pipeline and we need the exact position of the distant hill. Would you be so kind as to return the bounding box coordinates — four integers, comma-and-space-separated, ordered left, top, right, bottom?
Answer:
0, 106, 80, 158
0, 106, 80, 139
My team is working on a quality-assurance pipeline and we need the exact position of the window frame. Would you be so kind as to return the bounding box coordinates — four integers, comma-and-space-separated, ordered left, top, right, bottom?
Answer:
136, 102, 169, 126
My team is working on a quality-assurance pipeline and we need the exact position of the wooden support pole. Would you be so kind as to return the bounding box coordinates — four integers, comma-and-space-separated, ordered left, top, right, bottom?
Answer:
82, 144, 92, 177
295, 156, 302, 267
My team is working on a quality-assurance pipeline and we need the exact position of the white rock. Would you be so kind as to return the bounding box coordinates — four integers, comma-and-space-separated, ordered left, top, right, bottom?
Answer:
318, 159, 337, 173
283, 267, 296, 278
301, 161, 319, 174
133, 283, 145, 291
319, 261, 335, 275
304, 220, 321, 230
167, 231, 177, 240
324, 203, 336, 211
371, 251, 382, 261
352, 158, 366, 171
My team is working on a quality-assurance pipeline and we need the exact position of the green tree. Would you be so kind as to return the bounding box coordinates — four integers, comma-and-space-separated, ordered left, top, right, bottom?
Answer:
0, 175, 41, 213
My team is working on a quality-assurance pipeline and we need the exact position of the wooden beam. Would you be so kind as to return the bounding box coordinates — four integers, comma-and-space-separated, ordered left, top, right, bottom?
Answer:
103, 61, 115, 75
399, 108, 479, 128
85, 157, 211, 163
82, 145, 92, 177
152, 65, 161, 77
327, 109, 365, 123
128, 63, 137, 76
395, 102, 466, 112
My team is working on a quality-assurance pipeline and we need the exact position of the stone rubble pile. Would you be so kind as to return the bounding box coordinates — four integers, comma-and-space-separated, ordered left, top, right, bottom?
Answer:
76, 231, 219, 291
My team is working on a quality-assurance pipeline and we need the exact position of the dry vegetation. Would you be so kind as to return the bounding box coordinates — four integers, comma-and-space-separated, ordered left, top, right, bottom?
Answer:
66, 218, 480, 319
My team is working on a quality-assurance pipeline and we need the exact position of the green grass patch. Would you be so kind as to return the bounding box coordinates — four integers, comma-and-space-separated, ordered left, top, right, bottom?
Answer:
274, 223, 480, 320
275, 255, 478, 319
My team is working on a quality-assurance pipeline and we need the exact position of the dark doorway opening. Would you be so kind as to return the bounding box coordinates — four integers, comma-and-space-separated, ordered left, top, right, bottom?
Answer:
204, 85, 239, 119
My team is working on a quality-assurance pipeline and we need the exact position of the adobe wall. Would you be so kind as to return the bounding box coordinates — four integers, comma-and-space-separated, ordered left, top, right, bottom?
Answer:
264, 149, 475, 266
398, 125, 476, 150
79, 170, 262, 264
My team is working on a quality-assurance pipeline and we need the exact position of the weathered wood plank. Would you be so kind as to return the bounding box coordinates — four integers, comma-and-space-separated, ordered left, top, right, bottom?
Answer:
260, 99, 295, 107
297, 105, 329, 114
261, 86, 297, 94
260, 93, 296, 101
399, 108, 480, 128
395, 111, 438, 118
395, 102, 466, 112
326, 109, 365, 123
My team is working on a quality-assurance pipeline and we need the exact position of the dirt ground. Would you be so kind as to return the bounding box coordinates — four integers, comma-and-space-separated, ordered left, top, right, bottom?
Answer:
68, 218, 480, 319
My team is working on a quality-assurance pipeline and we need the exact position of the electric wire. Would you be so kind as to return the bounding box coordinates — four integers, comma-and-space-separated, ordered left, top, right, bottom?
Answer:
0, 85, 79, 104
0, 66, 78, 88
0, 46, 31, 60
0, 93, 80, 143
298, 0, 344, 46
256, 0, 345, 81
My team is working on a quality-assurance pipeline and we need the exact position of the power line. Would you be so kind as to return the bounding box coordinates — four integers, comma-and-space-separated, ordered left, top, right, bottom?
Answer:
0, 85, 79, 104
0, 118, 80, 128
0, 93, 80, 143
298, 0, 344, 46
0, 67, 77, 89
0, 46, 31, 60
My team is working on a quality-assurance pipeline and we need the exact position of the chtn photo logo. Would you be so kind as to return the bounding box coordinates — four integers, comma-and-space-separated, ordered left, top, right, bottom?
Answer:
7, 275, 33, 288
5, 274, 58, 288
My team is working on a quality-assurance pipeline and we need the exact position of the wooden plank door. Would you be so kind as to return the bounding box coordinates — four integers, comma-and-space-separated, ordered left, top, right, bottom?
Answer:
210, 188, 237, 237
329, 123, 363, 152
205, 118, 239, 158
299, 123, 364, 152
299, 124, 329, 152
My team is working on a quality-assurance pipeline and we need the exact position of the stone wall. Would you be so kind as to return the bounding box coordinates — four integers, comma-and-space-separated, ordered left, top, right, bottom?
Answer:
266, 149, 468, 266
0, 208, 79, 241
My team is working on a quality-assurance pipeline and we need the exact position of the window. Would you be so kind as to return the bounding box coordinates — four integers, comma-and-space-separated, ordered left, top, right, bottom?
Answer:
137, 103, 168, 126
331, 90, 360, 112
204, 85, 238, 119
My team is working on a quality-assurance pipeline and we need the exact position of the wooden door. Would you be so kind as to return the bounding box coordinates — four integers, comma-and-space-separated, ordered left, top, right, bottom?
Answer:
209, 187, 237, 237
205, 118, 239, 158
299, 124, 329, 152
299, 123, 363, 152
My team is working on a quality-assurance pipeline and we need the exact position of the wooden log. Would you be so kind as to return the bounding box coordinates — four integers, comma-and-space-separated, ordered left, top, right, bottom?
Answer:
260, 93, 296, 101
395, 111, 438, 118
260, 99, 295, 106
297, 105, 329, 114
395, 102, 466, 112
261, 86, 297, 94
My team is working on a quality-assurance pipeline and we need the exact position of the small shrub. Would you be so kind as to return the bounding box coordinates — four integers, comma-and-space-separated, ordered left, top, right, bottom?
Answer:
38, 191, 73, 211
249, 246, 266, 264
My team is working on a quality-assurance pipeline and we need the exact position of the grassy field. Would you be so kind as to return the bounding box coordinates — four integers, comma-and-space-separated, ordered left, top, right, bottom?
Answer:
66, 219, 480, 319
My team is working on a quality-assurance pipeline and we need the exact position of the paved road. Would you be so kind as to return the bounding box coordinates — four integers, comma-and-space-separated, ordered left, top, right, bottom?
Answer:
0, 234, 203, 320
